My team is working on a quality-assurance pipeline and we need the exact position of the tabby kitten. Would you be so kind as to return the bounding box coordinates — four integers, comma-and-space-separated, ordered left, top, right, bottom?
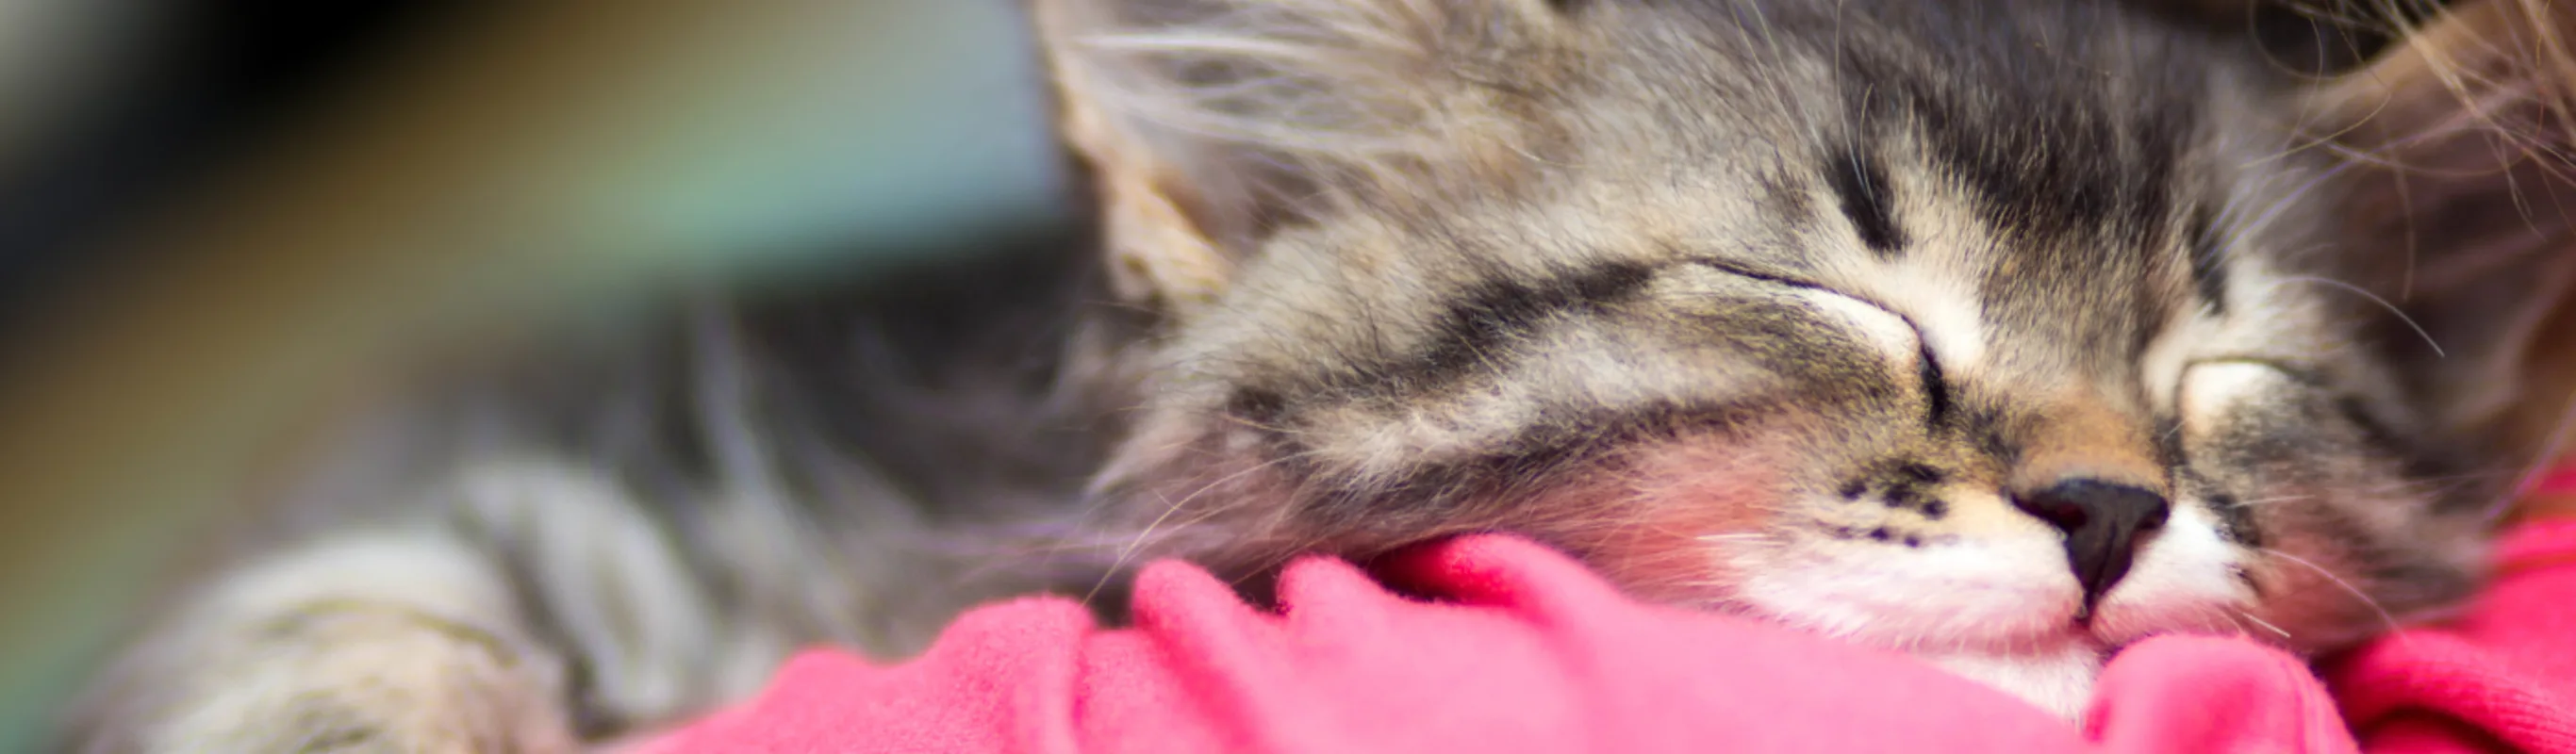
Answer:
58, 0, 2576, 749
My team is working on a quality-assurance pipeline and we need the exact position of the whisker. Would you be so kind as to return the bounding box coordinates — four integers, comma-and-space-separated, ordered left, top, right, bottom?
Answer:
1082, 451, 1310, 603
2237, 611, 2295, 640
1695, 533, 1769, 542
2270, 275, 2447, 358
2259, 547, 2402, 637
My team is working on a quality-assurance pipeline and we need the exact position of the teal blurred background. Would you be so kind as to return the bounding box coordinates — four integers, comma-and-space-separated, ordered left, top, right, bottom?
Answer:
0, 4, 1068, 749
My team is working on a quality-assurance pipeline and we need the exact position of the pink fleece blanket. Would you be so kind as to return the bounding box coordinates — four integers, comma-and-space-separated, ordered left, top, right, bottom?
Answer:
639, 519, 2576, 753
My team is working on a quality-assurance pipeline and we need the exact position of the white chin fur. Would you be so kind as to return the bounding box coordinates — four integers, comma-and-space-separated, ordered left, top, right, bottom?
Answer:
1919, 643, 2103, 719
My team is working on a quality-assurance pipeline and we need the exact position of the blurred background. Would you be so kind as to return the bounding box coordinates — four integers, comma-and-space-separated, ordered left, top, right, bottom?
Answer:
0, 3, 1069, 748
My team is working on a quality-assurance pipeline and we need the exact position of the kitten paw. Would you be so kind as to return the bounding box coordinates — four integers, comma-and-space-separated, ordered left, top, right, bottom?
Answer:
142, 600, 581, 754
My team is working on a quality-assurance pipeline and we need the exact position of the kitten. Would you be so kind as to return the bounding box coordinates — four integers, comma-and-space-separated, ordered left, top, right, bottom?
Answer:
56, 0, 2576, 749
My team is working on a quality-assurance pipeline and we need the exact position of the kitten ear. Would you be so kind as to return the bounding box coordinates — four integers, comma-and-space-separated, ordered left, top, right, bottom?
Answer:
2304, 0, 2576, 455
1032, 0, 1566, 314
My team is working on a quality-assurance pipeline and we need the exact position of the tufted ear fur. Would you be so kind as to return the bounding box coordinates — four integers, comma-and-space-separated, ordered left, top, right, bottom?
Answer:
1031, 0, 1572, 315
2304, 0, 2576, 474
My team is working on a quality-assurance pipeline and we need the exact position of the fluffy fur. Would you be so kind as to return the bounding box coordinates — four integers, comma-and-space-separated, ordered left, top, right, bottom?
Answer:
53, 0, 2576, 748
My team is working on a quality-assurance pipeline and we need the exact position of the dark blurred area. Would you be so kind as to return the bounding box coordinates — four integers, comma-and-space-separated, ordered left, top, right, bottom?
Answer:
0, 2, 459, 333
0, 4, 1070, 748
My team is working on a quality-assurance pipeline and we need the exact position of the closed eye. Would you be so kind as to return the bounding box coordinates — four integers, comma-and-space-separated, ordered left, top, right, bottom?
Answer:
2183, 356, 2330, 386
1690, 258, 1951, 429
1918, 341, 1951, 426
2179, 356, 2410, 458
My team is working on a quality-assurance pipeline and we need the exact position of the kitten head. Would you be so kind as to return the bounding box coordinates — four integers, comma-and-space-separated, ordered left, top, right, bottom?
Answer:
1033, 0, 2576, 713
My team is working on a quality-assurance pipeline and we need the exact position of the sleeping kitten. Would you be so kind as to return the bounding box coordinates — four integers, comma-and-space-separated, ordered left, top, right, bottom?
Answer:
57, 0, 2576, 749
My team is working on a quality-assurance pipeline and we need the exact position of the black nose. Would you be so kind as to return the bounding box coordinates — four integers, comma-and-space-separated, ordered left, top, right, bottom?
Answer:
2012, 480, 2171, 614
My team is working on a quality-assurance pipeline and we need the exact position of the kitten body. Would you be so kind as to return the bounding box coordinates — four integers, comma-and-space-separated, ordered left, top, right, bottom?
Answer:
58, 0, 2576, 749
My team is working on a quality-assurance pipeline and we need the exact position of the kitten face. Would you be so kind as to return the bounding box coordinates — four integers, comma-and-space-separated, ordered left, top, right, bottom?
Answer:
1039, 0, 2576, 713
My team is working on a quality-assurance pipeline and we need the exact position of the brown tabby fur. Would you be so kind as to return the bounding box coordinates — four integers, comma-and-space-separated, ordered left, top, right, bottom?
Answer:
54, 0, 2576, 749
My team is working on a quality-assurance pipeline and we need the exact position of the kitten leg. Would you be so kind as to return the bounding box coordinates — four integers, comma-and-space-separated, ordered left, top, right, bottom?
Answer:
78, 532, 581, 754
70, 461, 769, 754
